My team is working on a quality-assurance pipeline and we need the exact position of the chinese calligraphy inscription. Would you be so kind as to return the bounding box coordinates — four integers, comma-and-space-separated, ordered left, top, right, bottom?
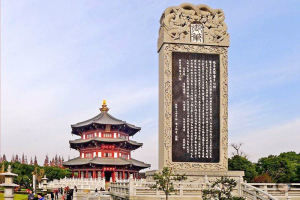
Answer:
172, 52, 220, 163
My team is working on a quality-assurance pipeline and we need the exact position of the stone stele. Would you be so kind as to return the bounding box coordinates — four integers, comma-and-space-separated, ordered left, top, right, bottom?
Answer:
146, 3, 244, 181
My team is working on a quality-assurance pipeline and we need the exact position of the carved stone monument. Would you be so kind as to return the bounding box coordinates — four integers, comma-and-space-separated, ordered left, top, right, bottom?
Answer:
147, 3, 244, 182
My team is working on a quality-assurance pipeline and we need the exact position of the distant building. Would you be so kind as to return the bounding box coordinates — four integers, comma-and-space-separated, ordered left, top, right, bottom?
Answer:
63, 101, 150, 182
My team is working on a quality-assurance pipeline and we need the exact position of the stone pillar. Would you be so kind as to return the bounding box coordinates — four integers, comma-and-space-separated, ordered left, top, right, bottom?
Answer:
128, 174, 135, 197
32, 174, 36, 193
0, 165, 19, 200
238, 176, 244, 197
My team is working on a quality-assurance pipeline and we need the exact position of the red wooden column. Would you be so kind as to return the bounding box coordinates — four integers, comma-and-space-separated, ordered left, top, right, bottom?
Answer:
112, 171, 115, 182
102, 169, 104, 179
122, 171, 125, 180
78, 170, 81, 178
86, 170, 89, 178
93, 170, 96, 178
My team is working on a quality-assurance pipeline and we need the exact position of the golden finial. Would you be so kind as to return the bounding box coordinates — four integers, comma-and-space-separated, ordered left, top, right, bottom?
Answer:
100, 100, 109, 112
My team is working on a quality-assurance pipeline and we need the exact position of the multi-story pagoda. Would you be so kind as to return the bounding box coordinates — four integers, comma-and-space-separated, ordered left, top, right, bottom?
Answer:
63, 101, 150, 182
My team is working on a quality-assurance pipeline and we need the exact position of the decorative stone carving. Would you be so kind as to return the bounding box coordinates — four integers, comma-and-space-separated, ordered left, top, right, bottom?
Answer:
158, 3, 229, 51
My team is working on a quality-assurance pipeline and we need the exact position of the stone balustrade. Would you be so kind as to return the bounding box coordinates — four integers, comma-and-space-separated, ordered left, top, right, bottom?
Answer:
110, 175, 285, 200
46, 177, 105, 191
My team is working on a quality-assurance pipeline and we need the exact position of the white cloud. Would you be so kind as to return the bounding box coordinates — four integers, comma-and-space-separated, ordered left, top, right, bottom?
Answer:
229, 117, 300, 162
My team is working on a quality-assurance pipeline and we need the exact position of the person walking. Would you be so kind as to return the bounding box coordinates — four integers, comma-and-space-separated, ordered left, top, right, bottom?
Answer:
74, 185, 77, 193
55, 189, 58, 200
50, 192, 54, 200
28, 190, 34, 200
66, 190, 72, 200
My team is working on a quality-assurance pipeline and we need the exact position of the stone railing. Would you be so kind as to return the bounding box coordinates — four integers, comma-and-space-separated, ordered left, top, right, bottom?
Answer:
249, 183, 300, 199
110, 175, 282, 200
110, 175, 209, 199
47, 177, 105, 191
240, 182, 279, 200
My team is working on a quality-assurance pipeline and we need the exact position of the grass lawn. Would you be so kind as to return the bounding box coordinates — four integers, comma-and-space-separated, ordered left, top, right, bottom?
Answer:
0, 193, 28, 200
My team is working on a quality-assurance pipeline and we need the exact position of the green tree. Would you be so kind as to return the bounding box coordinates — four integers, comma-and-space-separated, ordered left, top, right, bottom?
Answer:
202, 177, 245, 200
278, 152, 300, 182
256, 155, 293, 183
228, 155, 257, 182
44, 166, 71, 181
151, 167, 187, 200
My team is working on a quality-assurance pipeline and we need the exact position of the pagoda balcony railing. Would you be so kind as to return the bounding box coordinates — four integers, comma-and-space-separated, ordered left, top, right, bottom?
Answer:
46, 177, 105, 191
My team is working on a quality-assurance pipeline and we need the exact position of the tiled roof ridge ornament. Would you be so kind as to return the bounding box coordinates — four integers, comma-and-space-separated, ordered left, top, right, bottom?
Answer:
100, 100, 109, 112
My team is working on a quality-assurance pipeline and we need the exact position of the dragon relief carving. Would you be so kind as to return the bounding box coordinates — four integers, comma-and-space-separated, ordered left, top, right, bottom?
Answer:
159, 3, 229, 47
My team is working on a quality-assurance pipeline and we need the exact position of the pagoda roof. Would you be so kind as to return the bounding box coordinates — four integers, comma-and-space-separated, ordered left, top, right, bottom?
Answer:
71, 102, 141, 136
63, 157, 150, 169
69, 137, 142, 148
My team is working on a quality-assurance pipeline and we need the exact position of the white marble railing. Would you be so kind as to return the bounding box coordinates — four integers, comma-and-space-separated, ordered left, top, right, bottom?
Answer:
110, 175, 208, 198
240, 182, 279, 200
110, 175, 282, 200
47, 177, 105, 191
249, 183, 300, 199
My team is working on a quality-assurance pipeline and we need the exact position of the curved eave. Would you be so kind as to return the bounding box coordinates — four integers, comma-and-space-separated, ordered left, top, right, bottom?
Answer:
70, 111, 141, 136
63, 157, 150, 169
71, 123, 141, 136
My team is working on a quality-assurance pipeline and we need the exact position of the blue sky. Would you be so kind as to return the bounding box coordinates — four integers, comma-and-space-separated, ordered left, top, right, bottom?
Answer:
1, 0, 300, 169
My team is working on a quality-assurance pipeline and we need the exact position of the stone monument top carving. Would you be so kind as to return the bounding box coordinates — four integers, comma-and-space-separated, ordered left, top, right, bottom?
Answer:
158, 3, 229, 51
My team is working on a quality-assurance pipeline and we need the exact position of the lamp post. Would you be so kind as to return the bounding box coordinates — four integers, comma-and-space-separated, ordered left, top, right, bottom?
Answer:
0, 165, 19, 200
42, 175, 48, 192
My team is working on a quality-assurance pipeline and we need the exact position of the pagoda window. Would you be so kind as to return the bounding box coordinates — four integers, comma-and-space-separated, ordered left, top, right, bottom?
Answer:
93, 152, 96, 157
114, 152, 118, 158
86, 133, 94, 138
121, 154, 128, 159
94, 132, 97, 137
103, 152, 112, 157
99, 132, 102, 138
81, 153, 84, 158
85, 153, 92, 158
98, 152, 101, 157
114, 133, 117, 138
103, 133, 112, 138
105, 125, 111, 132
83, 134, 86, 139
